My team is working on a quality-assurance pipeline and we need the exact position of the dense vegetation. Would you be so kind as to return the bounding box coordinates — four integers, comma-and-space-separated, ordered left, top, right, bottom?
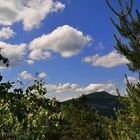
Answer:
0, 77, 63, 139
0, 0, 140, 139
63, 91, 122, 117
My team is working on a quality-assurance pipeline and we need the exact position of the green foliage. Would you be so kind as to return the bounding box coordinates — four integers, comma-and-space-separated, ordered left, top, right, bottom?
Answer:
106, 0, 140, 139
105, 80, 140, 140
1, 0, 140, 139
0, 78, 113, 140
106, 0, 140, 72
0, 78, 62, 139
64, 91, 122, 117
59, 95, 111, 140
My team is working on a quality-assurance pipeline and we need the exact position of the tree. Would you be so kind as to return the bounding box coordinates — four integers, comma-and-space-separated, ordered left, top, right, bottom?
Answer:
59, 95, 111, 140
106, 0, 140, 139
0, 79, 62, 139
106, 0, 140, 72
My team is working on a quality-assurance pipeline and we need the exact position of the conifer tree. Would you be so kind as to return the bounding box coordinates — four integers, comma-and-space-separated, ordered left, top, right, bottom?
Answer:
106, 0, 140, 139
106, 0, 140, 72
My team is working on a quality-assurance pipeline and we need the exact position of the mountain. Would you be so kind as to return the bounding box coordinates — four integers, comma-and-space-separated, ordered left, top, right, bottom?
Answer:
62, 91, 123, 117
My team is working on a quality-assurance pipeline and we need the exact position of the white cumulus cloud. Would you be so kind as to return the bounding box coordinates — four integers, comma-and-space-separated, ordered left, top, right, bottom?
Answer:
124, 76, 137, 84
29, 49, 51, 61
0, 0, 65, 30
82, 51, 128, 68
19, 71, 47, 80
38, 72, 47, 79
0, 27, 16, 39
19, 71, 33, 80
26, 59, 34, 65
29, 25, 92, 61
0, 42, 26, 68
45, 82, 117, 101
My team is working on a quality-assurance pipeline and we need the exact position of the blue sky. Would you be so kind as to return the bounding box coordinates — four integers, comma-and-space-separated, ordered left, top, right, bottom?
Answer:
0, 0, 139, 101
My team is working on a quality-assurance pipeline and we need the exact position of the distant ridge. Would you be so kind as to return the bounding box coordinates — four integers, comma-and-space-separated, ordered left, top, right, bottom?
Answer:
62, 91, 122, 117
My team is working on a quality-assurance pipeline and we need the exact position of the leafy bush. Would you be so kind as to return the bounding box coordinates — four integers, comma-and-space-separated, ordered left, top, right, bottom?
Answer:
0, 76, 62, 139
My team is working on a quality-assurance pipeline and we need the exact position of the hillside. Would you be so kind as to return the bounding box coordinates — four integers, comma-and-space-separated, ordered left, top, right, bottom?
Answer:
62, 91, 123, 117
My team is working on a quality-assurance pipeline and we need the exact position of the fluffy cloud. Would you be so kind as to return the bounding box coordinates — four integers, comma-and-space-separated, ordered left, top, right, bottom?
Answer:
38, 72, 47, 79
45, 82, 117, 101
0, 27, 16, 39
26, 59, 34, 65
0, 25, 91, 67
0, 42, 26, 67
18, 70, 117, 101
29, 49, 51, 61
0, 0, 65, 30
75, 82, 116, 94
19, 71, 47, 80
124, 76, 137, 84
45, 83, 79, 93
29, 25, 92, 61
82, 51, 128, 68
19, 71, 33, 80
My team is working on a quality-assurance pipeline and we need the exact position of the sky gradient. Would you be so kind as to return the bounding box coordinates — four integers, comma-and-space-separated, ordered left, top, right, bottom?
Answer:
0, 0, 139, 101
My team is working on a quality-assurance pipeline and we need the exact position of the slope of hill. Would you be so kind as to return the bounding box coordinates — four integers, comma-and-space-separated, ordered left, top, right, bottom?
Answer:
62, 91, 123, 117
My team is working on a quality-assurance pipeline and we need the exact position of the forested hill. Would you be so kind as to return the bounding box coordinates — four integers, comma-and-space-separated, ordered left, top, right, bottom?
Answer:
62, 91, 123, 117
